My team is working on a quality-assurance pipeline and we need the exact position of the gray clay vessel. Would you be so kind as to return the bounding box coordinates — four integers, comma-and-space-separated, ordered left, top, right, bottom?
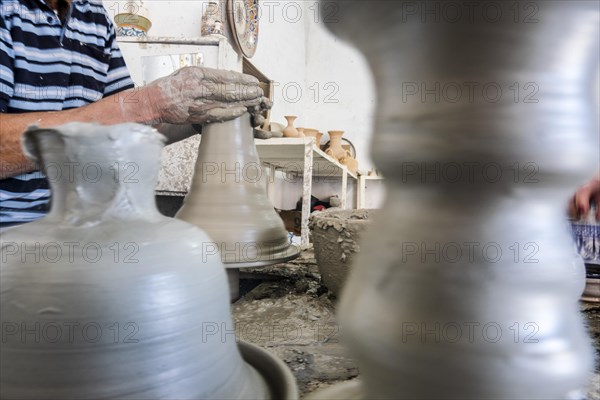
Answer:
0, 123, 272, 399
177, 114, 299, 268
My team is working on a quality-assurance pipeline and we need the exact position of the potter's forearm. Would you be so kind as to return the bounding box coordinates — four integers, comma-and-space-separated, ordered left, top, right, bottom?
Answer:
0, 88, 157, 179
0, 65, 271, 178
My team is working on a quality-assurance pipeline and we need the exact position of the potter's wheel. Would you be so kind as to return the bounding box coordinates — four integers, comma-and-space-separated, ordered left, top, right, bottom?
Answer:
225, 244, 300, 301
224, 243, 300, 269
238, 340, 299, 400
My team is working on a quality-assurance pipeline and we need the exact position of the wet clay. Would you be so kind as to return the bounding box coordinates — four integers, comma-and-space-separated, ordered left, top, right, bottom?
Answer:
177, 113, 299, 268
309, 210, 372, 297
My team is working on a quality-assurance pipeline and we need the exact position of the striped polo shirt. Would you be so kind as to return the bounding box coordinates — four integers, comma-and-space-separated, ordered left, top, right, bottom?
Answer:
0, 0, 134, 227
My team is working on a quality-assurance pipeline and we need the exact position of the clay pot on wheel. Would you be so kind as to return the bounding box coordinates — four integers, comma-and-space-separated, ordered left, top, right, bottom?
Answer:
176, 114, 300, 301
304, 129, 319, 146
0, 123, 296, 399
309, 210, 373, 297
316, 131, 324, 148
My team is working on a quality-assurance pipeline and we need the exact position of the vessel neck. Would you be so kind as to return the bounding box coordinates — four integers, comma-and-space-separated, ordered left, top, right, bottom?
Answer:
24, 123, 165, 225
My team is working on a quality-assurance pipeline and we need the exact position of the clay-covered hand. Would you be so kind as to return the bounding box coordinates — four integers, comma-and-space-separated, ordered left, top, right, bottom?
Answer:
569, 175, 600, 220
143, 66, 271, 126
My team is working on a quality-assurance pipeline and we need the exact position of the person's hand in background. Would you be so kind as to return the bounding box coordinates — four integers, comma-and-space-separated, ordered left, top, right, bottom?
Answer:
569, 175, 600, 221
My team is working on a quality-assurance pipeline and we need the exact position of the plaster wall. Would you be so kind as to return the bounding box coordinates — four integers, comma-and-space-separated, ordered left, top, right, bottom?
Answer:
102, 0, 381, 210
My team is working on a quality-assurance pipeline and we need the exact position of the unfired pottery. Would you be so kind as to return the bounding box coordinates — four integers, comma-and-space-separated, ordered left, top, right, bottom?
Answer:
176, 113, 300, 299
315, 1, 599, 399
0, 123, 274, 399
340, 154, 358, 175
297, 127, 306, 138
283, 116, 299, 138
310, 210, 373, 297
324, 131, 347, 161
268, 122, 284, 138
316, 131, 324, 148
303, 129, 319, 147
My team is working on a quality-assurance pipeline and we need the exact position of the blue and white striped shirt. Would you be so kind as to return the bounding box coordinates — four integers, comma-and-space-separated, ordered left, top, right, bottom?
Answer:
0, 0, 134, 226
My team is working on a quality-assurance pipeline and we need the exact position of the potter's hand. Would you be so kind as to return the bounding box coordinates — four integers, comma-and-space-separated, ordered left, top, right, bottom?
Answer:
247, 97, 272, 128
143, 66, 270, 126
569, 176, 600, 220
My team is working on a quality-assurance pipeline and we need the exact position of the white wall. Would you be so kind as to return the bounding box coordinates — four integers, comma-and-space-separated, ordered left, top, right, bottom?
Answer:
248, 1, 309, 123
251, 1, 377, 172
102, 0, 380, 208
304, 14, 376, 172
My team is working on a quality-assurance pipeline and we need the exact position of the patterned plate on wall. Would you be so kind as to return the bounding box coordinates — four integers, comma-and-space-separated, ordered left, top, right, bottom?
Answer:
227, 0, 259, 58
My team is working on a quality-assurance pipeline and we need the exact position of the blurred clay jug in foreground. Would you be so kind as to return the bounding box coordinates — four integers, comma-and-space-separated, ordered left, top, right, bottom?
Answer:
0, 123, 271, 399
313, 1, 600, 399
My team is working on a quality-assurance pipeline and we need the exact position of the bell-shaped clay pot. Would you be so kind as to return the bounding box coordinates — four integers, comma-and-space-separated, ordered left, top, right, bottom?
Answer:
283, 116, 299, 137
0, 123, 289, 399
176, 114, 300, 299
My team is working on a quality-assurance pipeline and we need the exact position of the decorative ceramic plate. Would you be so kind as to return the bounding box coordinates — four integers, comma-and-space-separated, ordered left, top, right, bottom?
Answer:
227, 0, 259, 58
114, 13, 152, 36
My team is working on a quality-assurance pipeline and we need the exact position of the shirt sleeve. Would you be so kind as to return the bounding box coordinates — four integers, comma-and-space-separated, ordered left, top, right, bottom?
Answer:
0, 14, 15, 113
102, 18, 135, 97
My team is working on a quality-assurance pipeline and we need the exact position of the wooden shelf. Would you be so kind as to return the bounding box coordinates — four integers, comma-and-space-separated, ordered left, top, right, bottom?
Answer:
255, 137, 358, 179
255, 137, 356, 249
